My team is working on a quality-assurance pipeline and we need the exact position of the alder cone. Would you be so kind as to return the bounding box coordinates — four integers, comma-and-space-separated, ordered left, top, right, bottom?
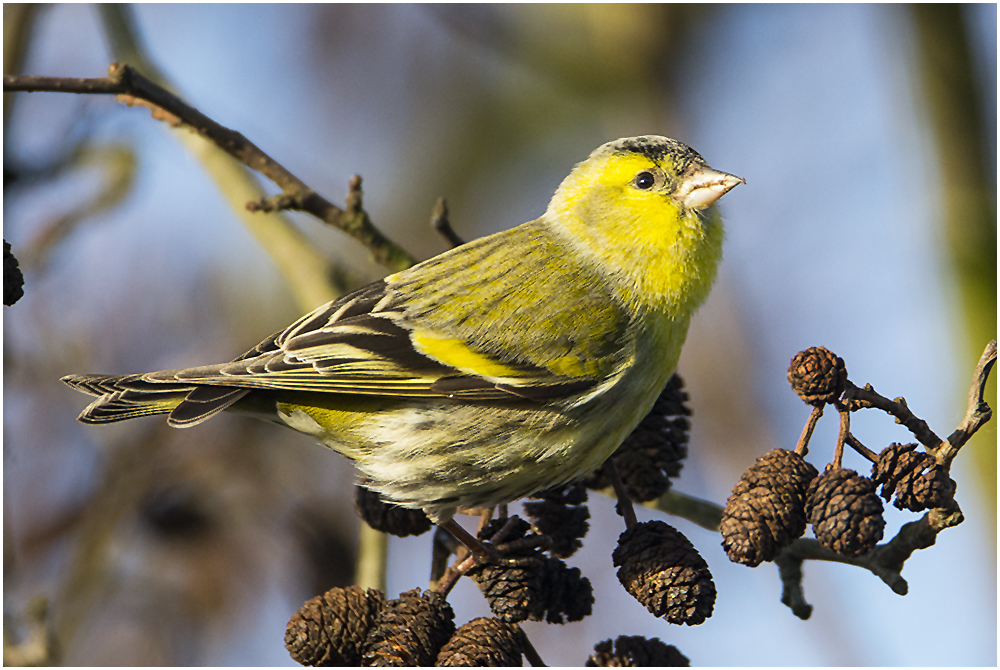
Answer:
806, 468, 885, 557
361, 589, 455, 667
436, 617, 524, 667
285, 585, 386, 666
788, 347, 847, 406
585, 374, 690, 502
871, 443, 955, 512
355, 486, 433, 537
613, 520, 715, 625
720, 448, 818, 566
586, 635, 689, 667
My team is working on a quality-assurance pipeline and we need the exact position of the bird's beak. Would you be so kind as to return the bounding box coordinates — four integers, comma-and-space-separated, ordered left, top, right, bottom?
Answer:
676, 167, 745, 210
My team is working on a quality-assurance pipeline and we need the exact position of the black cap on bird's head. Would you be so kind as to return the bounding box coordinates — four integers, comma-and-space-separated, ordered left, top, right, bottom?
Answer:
609, 135, 706, 173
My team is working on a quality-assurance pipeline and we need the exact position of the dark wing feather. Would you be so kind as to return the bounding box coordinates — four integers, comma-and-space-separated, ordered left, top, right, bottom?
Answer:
167, 386, 251, 426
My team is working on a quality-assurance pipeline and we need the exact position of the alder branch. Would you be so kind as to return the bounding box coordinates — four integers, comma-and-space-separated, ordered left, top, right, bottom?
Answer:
648, 490, 724, 532
843, 380, 942, 449
430, 197, 465, 249
94, 5, 348, 311
937, 339, 996, 465
516, 625, 547, 667
844, 431, 878, 462
794, 405, 823, 456
4, 64, 416, 272
774, 339, 994, 618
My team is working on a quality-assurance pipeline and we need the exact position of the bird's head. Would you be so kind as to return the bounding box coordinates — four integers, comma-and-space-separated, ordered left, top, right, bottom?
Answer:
545, 136, 744, 316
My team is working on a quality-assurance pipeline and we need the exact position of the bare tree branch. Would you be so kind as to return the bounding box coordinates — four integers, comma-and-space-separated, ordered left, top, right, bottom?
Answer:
4, 64, 417, 272
430, 197, 465, 249
937, 339, 996, 464
843, 380, 942, 449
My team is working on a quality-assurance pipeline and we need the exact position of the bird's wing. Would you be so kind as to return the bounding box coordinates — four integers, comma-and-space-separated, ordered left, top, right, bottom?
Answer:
147, 222, 633, 404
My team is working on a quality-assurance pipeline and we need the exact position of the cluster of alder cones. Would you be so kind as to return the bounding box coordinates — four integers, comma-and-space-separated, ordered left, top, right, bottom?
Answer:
721, 346, 955, 567
285, 586, 689, 667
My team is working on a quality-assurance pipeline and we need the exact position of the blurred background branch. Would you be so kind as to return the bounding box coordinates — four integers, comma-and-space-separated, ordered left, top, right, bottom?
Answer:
101, 3, 358, 309
910, 4, 997, 530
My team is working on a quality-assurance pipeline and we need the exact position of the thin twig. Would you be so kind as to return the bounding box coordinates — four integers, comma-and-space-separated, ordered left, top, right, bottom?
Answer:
649, 489, 724, 532
777, 495, 965, 603
97, 5, 347, 311
431, 197, 465, 248
831, 404, 850, 468
4, 66, 417, 272
937, 339, 996, 464
773, 551, 813, 620
606, 459, 638, 529
776, 536, 909, 599
516, 625, 547, 667
843, 380, 942, 449
795, 405, 824, 456
868, 500, 964, 579
844, 432, 878, 462
3, 75, 126, 94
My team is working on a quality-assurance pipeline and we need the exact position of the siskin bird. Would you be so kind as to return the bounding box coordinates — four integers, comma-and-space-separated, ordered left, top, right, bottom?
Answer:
62, 136, 742, 547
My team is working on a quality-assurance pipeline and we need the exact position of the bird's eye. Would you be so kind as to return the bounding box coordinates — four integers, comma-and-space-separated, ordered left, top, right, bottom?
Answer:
634, 171, 656, 190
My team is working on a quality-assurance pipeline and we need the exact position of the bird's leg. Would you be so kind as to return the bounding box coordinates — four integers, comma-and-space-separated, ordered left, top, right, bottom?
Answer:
433, 515, 550, 595
442, 515, 546, 564
432, 519, 497, 594
429, 526, 463, 586
432, 551, 477, 596
439, 518, 501, 564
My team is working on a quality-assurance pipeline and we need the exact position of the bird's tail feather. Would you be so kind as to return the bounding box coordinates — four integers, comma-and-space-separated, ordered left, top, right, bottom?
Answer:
61, 374, 250, 427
